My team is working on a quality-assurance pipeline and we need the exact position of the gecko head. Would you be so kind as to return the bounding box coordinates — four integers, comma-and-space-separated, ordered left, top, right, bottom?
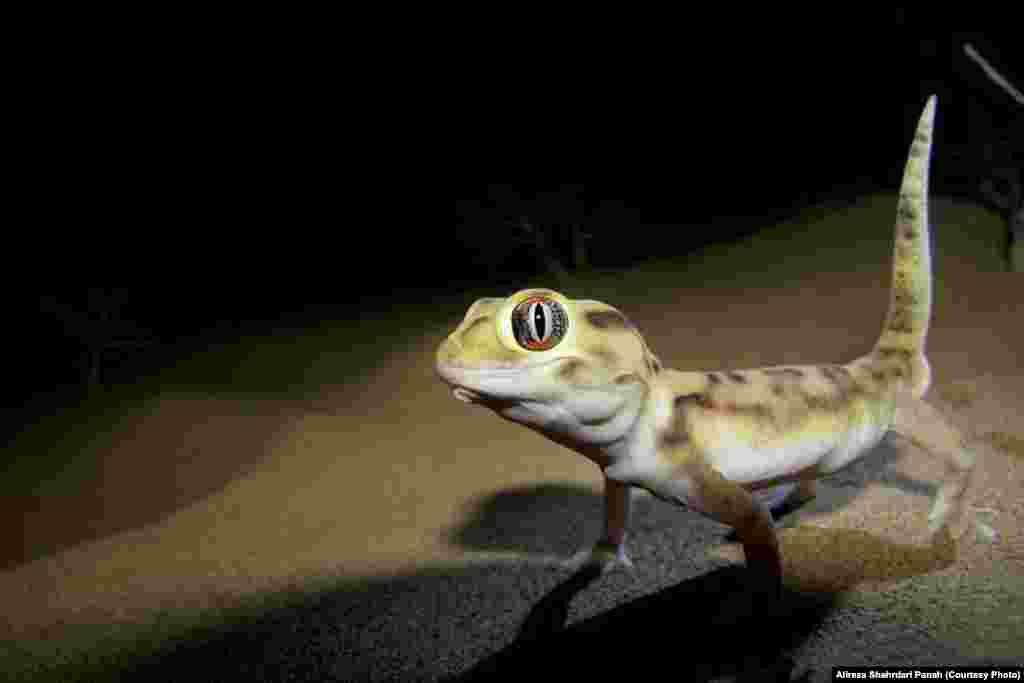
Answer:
435, 288, 659, 445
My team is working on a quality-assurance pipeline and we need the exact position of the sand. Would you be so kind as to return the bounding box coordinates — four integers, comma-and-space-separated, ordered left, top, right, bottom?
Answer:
2, 194, 1021, 681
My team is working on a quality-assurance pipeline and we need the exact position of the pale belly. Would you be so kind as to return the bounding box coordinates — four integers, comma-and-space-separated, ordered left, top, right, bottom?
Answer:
699, 414, 890, 486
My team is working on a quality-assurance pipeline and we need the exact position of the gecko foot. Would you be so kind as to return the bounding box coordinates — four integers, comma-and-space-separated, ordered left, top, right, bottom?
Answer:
564, 540, 635, 575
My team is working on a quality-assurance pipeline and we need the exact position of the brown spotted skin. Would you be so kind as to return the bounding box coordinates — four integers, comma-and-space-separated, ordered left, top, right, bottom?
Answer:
437, 96, 974, 581
585, 310, 636, 330
650, 361, 897, 473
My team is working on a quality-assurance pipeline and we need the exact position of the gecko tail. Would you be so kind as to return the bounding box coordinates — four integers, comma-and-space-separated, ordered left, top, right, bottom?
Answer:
873, 95, 937, 399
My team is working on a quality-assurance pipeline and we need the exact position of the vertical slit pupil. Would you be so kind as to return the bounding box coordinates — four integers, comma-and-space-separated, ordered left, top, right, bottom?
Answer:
533, 304, 547, 340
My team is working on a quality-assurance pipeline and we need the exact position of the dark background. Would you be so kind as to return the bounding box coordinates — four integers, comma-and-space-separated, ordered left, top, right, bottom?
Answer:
4, 21, 1020, 445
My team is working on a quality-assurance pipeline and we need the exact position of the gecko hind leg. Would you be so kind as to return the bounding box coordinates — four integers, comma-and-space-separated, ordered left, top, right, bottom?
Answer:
725, 479, 817, 541
681, 460, 784, 587
890, 391, 975, 542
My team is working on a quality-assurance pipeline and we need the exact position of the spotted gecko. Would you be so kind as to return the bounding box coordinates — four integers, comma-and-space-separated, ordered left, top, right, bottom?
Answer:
436, 96, 974, 584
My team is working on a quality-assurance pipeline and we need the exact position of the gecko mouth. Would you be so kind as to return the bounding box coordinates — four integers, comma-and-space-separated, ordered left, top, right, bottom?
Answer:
436, 356, 569, 408
449, 385, 521, 412
452, 387, 481, 403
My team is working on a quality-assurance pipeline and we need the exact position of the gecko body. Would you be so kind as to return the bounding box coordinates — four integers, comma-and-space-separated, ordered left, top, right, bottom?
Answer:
437, 96, 974, 582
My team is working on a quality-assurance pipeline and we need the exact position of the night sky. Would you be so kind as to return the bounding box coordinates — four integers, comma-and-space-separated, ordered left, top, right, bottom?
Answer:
6, 25, 1020, 440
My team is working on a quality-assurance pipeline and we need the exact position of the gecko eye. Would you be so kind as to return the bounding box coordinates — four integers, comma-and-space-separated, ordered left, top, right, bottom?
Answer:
511, 296, 568, 351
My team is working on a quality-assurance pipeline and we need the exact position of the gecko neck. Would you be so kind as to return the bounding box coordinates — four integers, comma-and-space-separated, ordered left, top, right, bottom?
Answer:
491, 380, 650, 469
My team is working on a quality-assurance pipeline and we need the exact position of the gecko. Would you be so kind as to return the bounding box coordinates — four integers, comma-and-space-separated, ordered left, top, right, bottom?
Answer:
436, 96, 974, 585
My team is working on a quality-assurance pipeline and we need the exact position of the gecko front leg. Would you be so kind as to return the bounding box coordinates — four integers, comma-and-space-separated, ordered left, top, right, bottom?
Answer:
567, 475, 635, 573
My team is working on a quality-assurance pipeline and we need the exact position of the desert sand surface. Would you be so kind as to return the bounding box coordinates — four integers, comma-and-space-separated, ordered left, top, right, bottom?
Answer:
2, 194, 1021, 681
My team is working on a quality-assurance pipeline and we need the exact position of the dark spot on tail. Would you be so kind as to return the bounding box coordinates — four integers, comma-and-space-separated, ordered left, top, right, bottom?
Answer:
727, 372, 747, 383
897, 199, 917, 222
875, 346, 913, 362
870, 347, 916, 384
886, 312, 914, 334
707, 373, 721, 384
893, 291, 916, 306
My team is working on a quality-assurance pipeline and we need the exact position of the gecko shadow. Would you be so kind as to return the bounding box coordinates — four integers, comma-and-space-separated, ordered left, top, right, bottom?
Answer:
98, 561, 827, 682
103, 541, 967, 683
449, 563, 830, 682
103, 557, 829, 682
